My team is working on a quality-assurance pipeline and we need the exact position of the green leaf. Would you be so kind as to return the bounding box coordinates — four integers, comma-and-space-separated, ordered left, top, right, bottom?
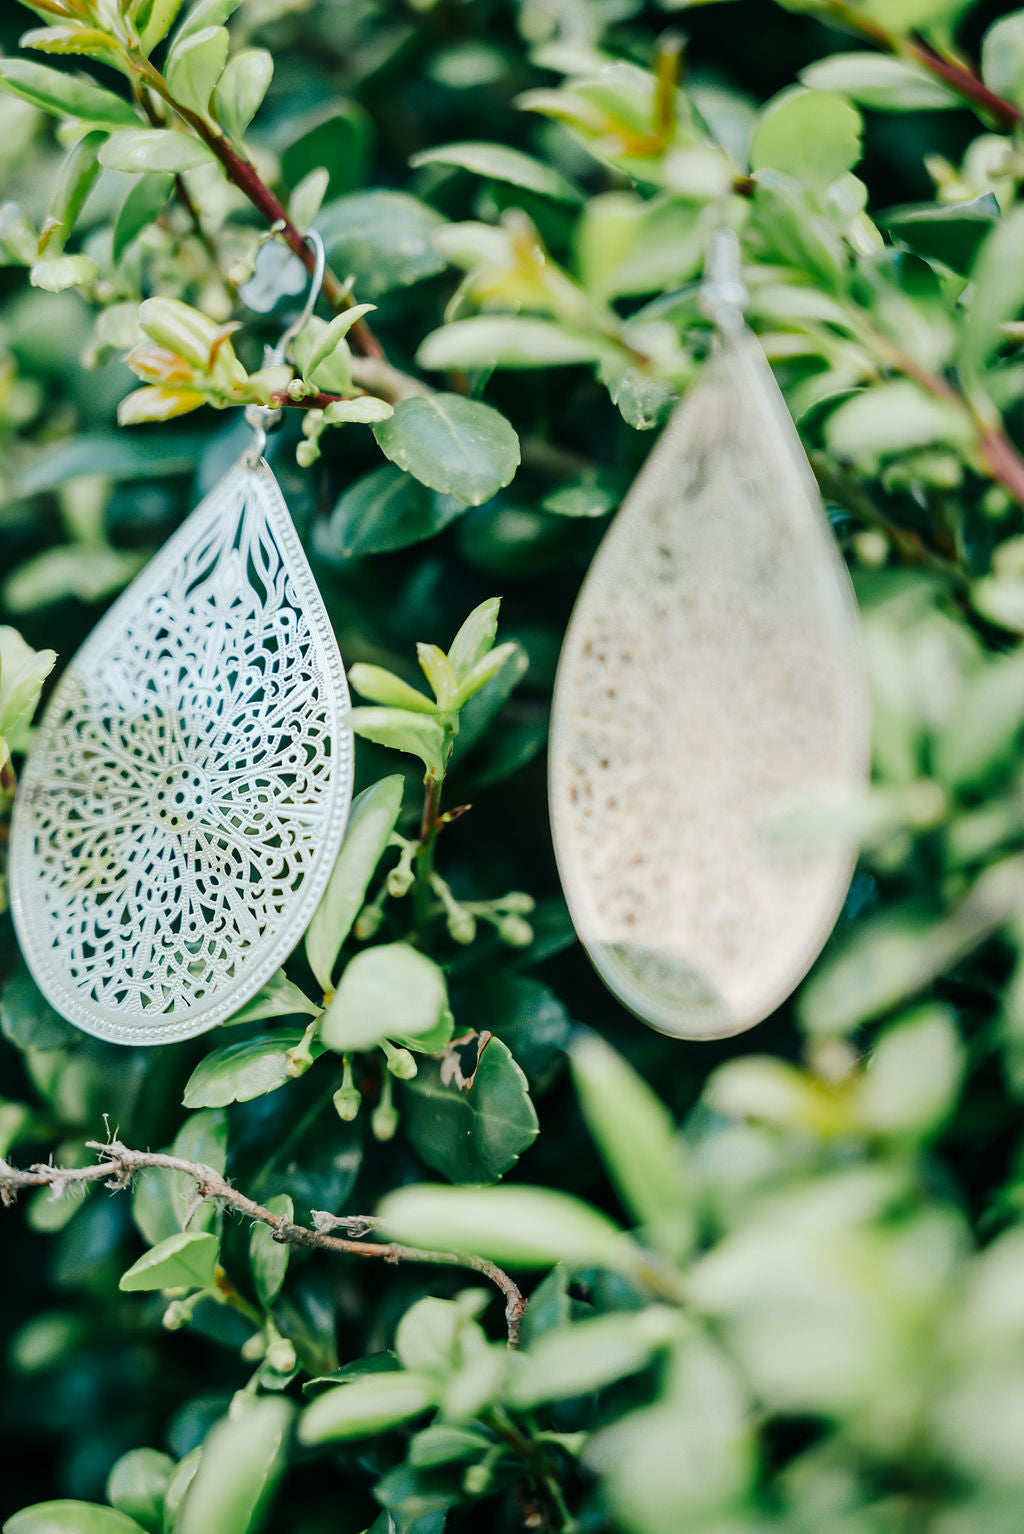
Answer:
223, 969, 321, 1025
181, 1031, 308, 1108
824, 380, 971, 468
298, 1372, 436, 1444
15, 429, 209, 495
176, 1398, 293, 1534
346, 706, 447, 776
320, 944, 448, 1053
131, 1108, 227, 1246
403, 1038, 539, 1183
138, 0, 186, 50
0, 969, 77, 1051
857, 1006, 964, 1139
348, 664, 438, 713
119, 1231, 220, 1293
882, 195, 998, 277
214, 48, 273, 140
304, 305, 377, 377
373, 394, 520, 507
305, 775, 406, 993
317, 190, 445, 298
106, 1448, 175, 1534
750, 87, 862, 189
29, 254, 99, 293
570, 1032, 694, 1261
165, 24, 229, 116
508, 1307, 680, 1408
752, 171, 846, 293
112, 174, 176, 264
323, 396, 393, 425
377, 1184, 628, 1270
173, 0, 244, 42
41, 130, 104, 256
960, 205, 1024, 377
0, 627, 56, 738
325, 466, 468, 557
99, 130, 215, 174
447, 597, 500, 680
250, 1194, 293, 1308
0, 59, 139, 127
417, 316, 619, 372
799, 53, 960, 111
981, 11, 1024, 108
3, 1506, 149, 1534
409, 1423, 494, 1468
410, 141, 582, 202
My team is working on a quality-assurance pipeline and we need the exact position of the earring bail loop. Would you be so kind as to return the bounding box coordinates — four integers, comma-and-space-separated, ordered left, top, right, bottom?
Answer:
244, 230, 327, 466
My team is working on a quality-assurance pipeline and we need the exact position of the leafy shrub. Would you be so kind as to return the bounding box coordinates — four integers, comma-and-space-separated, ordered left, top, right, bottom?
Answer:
4, 1, 1024, 1531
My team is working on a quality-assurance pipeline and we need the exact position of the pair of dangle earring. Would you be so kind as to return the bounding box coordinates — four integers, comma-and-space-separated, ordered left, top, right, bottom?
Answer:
549, 228, 870, 1040
10, 235, 354, 1045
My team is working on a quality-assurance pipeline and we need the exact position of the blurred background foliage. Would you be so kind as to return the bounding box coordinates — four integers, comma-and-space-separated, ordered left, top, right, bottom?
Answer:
5, 0, 1024, 1531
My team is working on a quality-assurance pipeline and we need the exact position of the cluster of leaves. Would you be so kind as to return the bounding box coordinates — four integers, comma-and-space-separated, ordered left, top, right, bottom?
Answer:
7, 0, 1024, 1531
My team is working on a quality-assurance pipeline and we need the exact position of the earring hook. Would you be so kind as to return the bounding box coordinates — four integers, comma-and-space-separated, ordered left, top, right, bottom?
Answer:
699, 226, 748, 336
244, 229, 327, 465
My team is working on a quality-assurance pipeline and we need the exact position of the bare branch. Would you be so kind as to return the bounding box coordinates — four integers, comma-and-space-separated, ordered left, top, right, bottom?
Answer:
0, 1140, 525, 1346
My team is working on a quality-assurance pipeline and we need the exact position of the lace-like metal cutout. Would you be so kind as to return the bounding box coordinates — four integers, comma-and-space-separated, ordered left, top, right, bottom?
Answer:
10, 459, 353, 1044
548, 233, 869, 1040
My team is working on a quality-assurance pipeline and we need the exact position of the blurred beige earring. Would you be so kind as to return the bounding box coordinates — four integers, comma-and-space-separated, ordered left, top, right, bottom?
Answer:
548, 228, 870, 1040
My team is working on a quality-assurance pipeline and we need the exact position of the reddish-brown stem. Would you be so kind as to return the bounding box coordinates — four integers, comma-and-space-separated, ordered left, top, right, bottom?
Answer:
823, 0, 1021, 129
134, 59, 384, 360
908, 35, 1021, 130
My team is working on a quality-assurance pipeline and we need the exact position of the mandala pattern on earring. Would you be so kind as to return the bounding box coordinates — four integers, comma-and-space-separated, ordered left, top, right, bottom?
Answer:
10, 461, 353, 1044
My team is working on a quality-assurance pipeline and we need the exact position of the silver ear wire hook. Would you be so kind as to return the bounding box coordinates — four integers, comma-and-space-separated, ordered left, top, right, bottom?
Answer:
244, 230, 327, 466
698, 226, 748, 336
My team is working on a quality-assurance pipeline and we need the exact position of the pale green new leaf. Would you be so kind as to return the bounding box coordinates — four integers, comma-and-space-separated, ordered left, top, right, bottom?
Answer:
320, 943, 448, 1053
570, 1032, 695, 1261
99, 130, 215, 174
305, 775, 406, 993
0, 59, 140, 127
299, 1372, 436, 1444
165, 25, 229, 117
346, 706, 447, 775
377, 1184, 628, 1269
119, 1231, 220, 1292
410, 141, 582, 202
214, 48, 273, 140
176, 1398, 294, 1534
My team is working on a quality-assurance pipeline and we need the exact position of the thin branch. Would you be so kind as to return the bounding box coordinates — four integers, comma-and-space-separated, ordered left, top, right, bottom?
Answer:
0, 1139, 525, 1347
132, 59, 384, 360
822, 0, 1021, 129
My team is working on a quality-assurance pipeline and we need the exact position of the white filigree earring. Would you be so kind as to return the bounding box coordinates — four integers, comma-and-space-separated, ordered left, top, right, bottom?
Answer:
10, 236, 354, 1045
549, 229, 870, 1041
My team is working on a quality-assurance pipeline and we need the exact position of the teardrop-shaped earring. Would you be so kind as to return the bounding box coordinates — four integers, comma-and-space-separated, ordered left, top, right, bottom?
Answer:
10, 236, 354, 1045
549, 229, 870, 1040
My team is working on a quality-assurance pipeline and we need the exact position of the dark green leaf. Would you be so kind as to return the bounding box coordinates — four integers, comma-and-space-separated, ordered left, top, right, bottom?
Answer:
317, 191, 444, 298
373, 395, 520, 507
182, 1032, 308, 1109
250, 1194, 293, 1308
403, 1038, 539, 1182
325, 466, 467, 557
